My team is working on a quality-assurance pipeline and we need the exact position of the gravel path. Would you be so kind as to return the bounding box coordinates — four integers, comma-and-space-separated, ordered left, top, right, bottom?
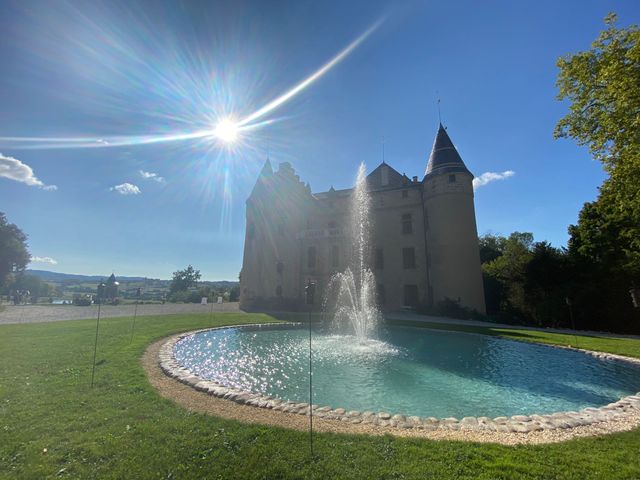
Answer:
0, 302, 240, 325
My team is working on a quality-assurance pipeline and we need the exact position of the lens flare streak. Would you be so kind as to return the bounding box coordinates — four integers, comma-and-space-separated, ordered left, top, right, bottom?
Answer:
0, 18, 384, 151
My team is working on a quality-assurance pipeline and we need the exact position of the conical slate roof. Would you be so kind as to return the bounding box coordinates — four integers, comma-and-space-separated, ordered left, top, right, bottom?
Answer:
425, 124, 471, 177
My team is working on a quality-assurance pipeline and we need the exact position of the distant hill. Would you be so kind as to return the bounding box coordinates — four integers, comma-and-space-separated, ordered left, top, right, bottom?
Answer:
26, 270, 237, 286
27, 270, 149, 283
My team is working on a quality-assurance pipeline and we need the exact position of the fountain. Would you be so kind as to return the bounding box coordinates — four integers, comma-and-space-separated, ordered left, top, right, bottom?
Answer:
324, 162, 382, 340
166, 165, 640, 427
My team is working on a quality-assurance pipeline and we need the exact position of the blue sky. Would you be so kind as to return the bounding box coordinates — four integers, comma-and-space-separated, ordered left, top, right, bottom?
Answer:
1, 0, 637, 280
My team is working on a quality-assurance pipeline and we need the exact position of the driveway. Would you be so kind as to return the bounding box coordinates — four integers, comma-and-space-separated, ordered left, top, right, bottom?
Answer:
0, 302, 240, 325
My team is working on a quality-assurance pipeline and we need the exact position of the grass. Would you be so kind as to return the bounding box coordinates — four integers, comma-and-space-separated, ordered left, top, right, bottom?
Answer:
1, 313, 640, 479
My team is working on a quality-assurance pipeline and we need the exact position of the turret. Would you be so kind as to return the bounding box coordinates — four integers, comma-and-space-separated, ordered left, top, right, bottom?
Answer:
422, 125, 485, 313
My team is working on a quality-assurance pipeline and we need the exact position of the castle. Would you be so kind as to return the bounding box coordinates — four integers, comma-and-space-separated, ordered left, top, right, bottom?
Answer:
239, 124, 486, 313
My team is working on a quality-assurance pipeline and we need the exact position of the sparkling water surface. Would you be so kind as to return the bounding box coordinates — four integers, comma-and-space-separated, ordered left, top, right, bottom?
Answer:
174, 325, 640, 418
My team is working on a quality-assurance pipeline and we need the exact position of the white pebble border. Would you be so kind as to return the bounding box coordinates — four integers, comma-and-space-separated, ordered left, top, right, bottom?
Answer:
158, 324, 640, 434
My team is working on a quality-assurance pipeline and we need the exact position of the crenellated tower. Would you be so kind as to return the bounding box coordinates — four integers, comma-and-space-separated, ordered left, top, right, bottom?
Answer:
240, 160, 314, 310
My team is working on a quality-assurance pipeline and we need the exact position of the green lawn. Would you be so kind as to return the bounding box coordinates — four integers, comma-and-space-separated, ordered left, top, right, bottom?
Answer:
1, 313, 640, 479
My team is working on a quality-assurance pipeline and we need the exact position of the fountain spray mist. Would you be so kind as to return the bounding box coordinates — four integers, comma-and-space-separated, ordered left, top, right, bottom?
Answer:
325, 163, 382, 340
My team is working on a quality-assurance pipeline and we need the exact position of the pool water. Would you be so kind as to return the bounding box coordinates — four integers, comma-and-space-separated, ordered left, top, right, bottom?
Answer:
173, 325, 640, 418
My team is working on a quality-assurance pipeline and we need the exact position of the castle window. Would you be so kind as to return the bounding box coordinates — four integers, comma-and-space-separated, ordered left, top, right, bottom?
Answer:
331, 245, 339, 268
276, 285, 283, 297
307, 246, 317, 269
402, 247, 416, 269
402, 213, 413, 234
375, 248, 384, 270
377, 284, 386, 306
449, 174, 456, 183
402, 190, 408, 198
403, 285, 419, 307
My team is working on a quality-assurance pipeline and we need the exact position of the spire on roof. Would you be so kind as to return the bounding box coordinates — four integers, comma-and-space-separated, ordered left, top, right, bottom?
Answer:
260, 158, 273, 176
424, 124, 471, 177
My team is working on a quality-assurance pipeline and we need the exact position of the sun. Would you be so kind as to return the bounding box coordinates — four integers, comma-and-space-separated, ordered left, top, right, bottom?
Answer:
214, 118, 239, 143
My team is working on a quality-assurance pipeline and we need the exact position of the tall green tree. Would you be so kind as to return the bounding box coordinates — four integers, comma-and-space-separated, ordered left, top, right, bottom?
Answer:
523, 242, 571, 327
169, 265, 201, 293
0, 212, 30, 290
483, 232, 534, 319
555, 13, 640, 280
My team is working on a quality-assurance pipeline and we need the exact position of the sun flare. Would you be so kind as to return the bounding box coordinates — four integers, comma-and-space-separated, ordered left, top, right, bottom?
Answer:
214, 118, 239, 143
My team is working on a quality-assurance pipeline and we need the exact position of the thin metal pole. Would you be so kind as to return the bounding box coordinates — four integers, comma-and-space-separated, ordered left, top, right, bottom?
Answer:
309, 309, 313, 458
209, 293, 215, 323
569, 303, 579, 349
129, 299, 139, 344
91, 303, 102, 388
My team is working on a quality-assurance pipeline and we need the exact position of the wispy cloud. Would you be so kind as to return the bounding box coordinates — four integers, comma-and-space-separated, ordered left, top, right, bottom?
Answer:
110, 183, 141, 195
0, 153, 57, 190
31, 256, 58, 265
139, 170, 165, 183
473, 170, 515, 190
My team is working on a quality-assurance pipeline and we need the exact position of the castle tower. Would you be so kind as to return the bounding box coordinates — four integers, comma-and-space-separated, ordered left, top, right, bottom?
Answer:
240, 160, 314, 310
422, 124, 486, 313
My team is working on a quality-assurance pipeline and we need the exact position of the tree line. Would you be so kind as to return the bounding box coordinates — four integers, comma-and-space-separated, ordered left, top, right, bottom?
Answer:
479, 231, 639, 333
477, 13, 640, 333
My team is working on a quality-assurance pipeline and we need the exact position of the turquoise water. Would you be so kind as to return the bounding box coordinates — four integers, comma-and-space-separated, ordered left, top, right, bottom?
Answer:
173, 325, 640, 418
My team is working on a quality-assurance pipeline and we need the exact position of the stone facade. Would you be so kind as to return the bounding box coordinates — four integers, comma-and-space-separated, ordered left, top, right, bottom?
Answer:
240, 125, 486, 313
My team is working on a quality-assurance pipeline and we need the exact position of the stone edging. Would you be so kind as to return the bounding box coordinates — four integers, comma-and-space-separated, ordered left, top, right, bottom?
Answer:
158, 323, 640, 434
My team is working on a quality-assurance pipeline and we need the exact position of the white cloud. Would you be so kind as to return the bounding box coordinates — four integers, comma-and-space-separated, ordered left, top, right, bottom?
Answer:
110, 183, 141, 195
473, 170, 515, 190
0, 153, 57, 190
139, 170, 165, 183
31, 256, 58, 265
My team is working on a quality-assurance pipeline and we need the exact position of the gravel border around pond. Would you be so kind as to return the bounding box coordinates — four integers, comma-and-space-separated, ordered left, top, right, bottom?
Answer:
146, 324, 640, 445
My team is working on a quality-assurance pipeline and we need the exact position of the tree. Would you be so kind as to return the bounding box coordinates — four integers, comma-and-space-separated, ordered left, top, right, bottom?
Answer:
0, 212, 30, 290
478, 233, 507, 264
483, 232, 534, 319
169, 265, 201, 294
523, 242, 571, 327
555, 13, 640, 279
229, 285, 240, 302
12, 274, 53, 303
